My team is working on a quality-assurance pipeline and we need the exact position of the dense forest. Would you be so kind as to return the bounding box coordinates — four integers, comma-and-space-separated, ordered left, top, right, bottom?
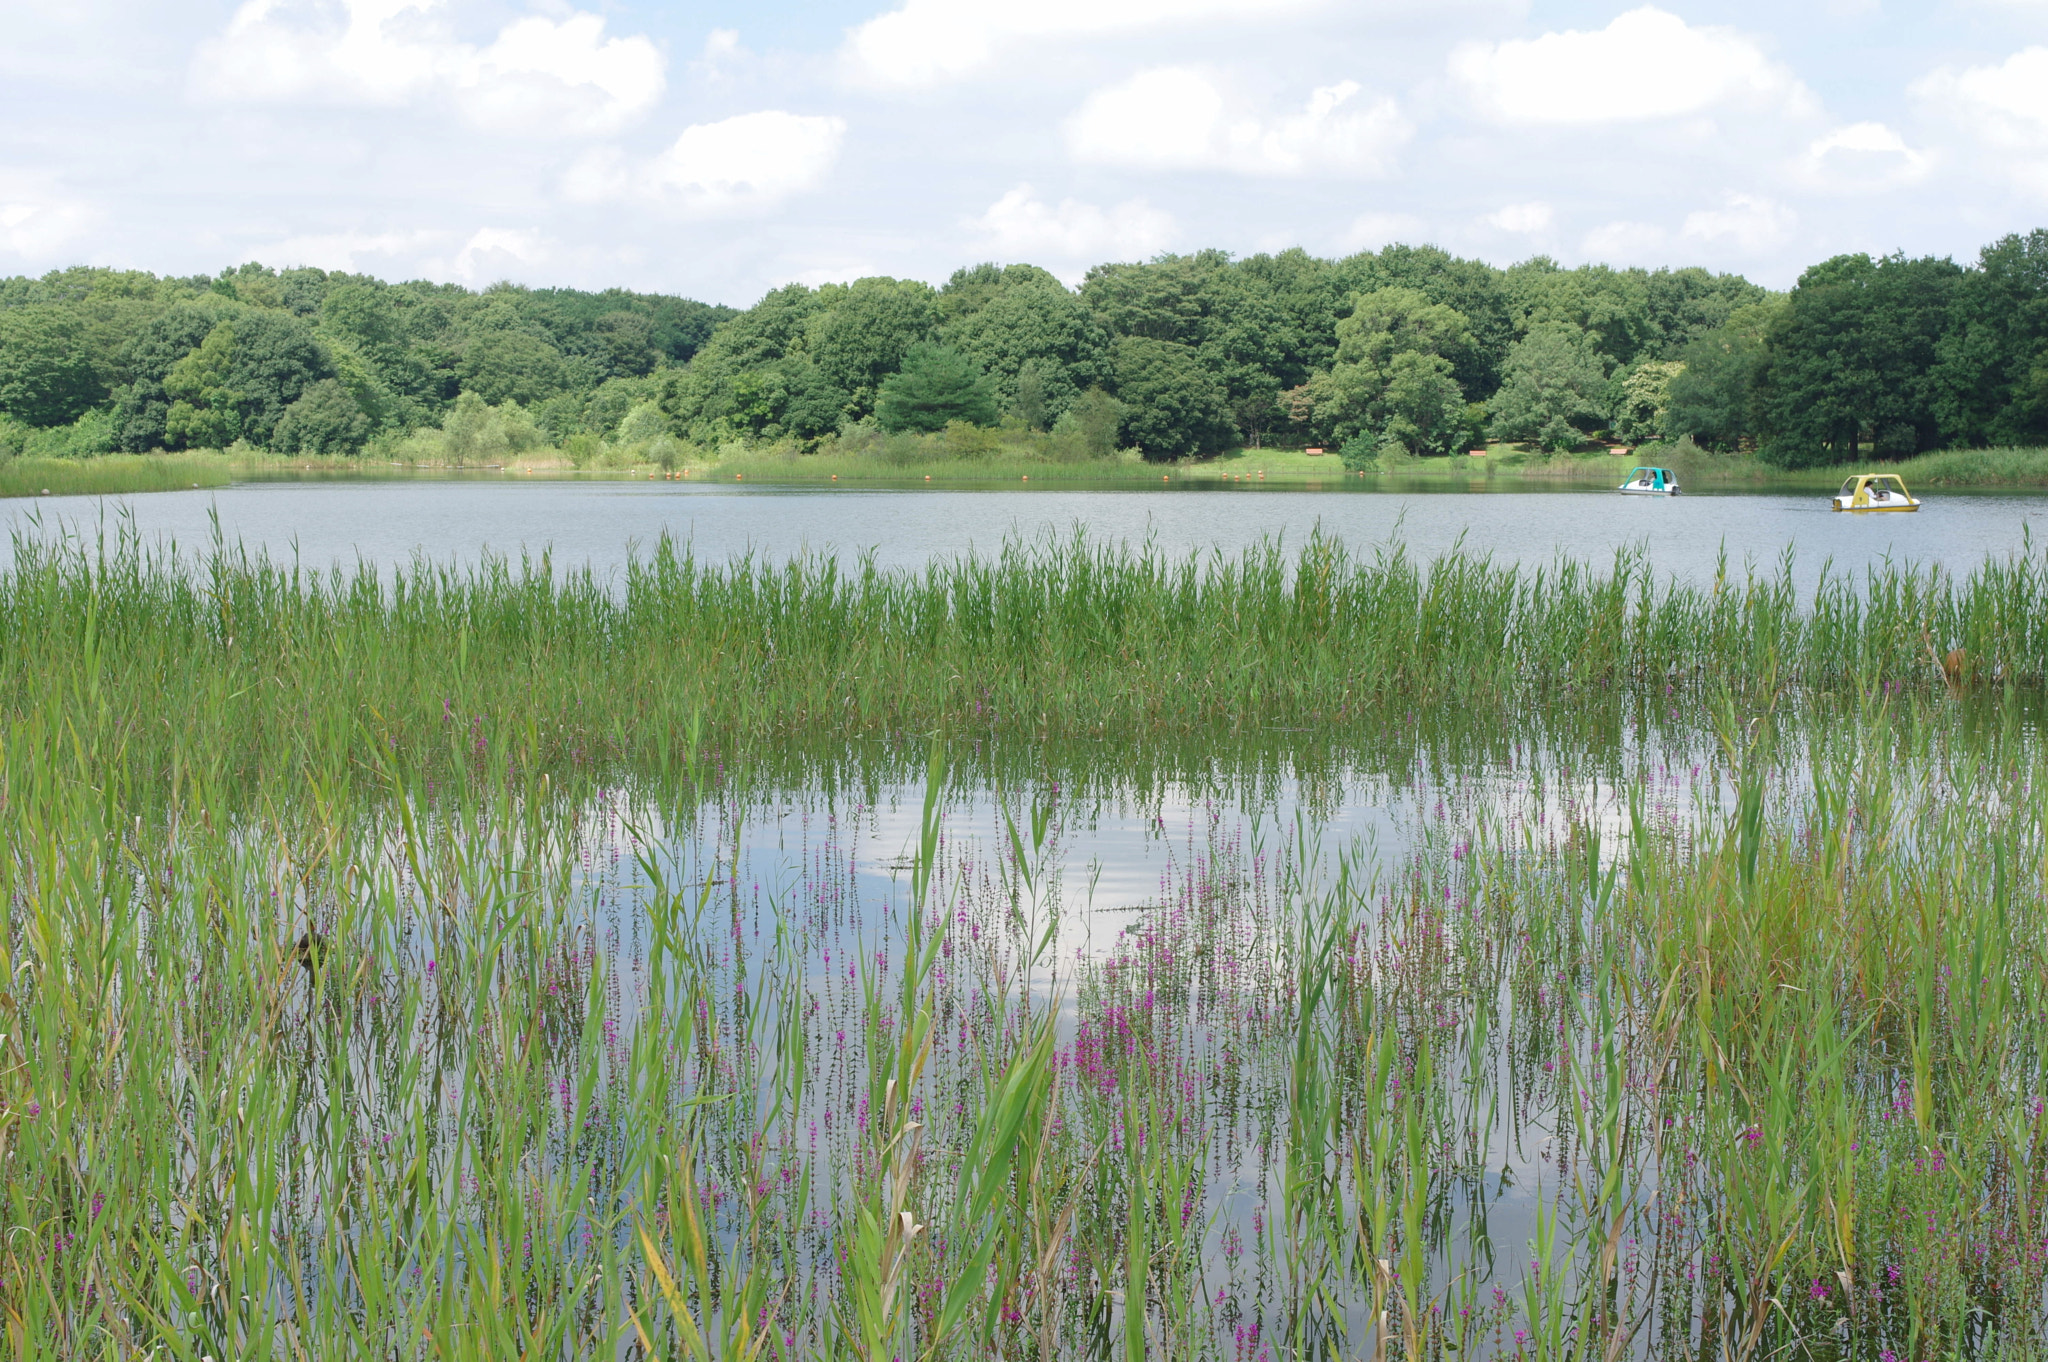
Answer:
6, 232, 2048, 468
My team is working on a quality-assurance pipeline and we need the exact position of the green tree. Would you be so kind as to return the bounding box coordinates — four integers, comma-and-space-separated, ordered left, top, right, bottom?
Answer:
111, 300, 231, 449
112, 300, 336, 448
1111, 335, 1236, 458
1009, 359, 1056, 429
319, 281, 455, 423
1663, 335, 1755, 450
1929, 230, 2048, 447
0, 306, 104, 426
942, 275, 1107, 424
1375, 351, 1469, 456
1083, 251, 1295, 446
162, 321, 244, 448
875, 345, 996, 432
1333, 244, 1514, 397
213, 306, 336, 446
938, 262, 1065, 324
1657, 299, 1778, 450
454, 301, 580, 406
775, 358, 855, 440
1639, 267, 1771, 360
1488, 323, 1610, 451
1614, 360, 1685, 444
807, 277, 938, 419
659, 284, 829, 439
1753, 253, 1962, 467
272, 378, 374, 455
1291, 287, 1471, 454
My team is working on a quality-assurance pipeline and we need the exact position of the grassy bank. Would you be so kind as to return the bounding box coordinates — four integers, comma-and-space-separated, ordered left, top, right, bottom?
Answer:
11, 438, 2048, 497
1855, 443, 2048, 488
548, 439, 2048, 492
0, 454, 234, 498
693, 439, 1649, 488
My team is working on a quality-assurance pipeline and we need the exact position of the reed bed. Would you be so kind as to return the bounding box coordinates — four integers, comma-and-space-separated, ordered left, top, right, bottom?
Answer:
0, 456, 231, 499
0, 526, 2040, 798
1, 530, 2045, 1359
3, 690, 2045, 1359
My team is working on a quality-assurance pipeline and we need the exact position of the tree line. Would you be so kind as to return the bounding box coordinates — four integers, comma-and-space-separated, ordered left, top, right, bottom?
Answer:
7, 233, 2048, 467
0, 262, 730, 460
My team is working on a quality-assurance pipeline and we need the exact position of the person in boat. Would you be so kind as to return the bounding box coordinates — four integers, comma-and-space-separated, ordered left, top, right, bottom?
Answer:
1636, 470, 1654, 488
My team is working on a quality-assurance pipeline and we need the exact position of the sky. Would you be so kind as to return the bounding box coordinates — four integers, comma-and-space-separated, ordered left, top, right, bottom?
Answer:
6, 1, 2048, 304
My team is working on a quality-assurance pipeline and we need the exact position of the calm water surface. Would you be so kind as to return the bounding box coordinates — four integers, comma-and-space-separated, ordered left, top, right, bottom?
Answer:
7, 477, 2041, 588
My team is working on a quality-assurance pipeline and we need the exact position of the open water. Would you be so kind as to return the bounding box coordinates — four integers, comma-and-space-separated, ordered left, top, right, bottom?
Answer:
5, 476, 2041, 590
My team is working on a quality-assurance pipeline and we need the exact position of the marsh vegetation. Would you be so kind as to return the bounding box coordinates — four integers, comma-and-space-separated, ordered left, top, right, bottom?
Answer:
1, 530, 2044, 1359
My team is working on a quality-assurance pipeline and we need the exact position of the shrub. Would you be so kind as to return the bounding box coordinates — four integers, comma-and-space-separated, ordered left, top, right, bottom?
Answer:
1338, 434, 1377, 471
395, 393, 546, 465
21, 409, 118, 459
562, 433, 602, 468
942, 421, 1002, 458
1048, 386, 1123, 461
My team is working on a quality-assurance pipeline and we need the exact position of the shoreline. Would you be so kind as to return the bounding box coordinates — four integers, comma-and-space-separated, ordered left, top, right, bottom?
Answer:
9, 443, 2048, 499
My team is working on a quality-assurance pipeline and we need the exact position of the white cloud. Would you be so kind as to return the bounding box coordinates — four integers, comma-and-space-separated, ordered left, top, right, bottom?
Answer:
452, 15, 664, 135
192, 0, 442, 104
0, 172, 96, 258
1450, 7, 1809, 125
452, 226, 548, 281
971, 185, 1175, 259
1681, 193, 1795, 252
698, 28, 746, 73
843, 0, 1323, 89
1066, 69, 1407, 176
567, 112, 847, 214
789, 260, 886, 287
191, 0, 663, 135
1341, 210, 1425, 251
1798, 122, 1930, 189
1916, 48, 2048, 148
263, 228, 439, 271
1485, 201, 1551, 233
1581, 220, 1668, 260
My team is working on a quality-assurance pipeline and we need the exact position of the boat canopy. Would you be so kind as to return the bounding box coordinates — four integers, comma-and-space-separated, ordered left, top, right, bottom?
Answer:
1622, 466, 1673, 490
1838, 473, 1913, 503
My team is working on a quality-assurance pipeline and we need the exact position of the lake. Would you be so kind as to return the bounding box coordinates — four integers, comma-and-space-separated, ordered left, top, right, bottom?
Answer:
7, 476, 2041, 589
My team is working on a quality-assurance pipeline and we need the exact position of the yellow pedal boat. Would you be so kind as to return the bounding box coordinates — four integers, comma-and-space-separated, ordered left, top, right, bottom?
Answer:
1832, 473, 1920, 512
